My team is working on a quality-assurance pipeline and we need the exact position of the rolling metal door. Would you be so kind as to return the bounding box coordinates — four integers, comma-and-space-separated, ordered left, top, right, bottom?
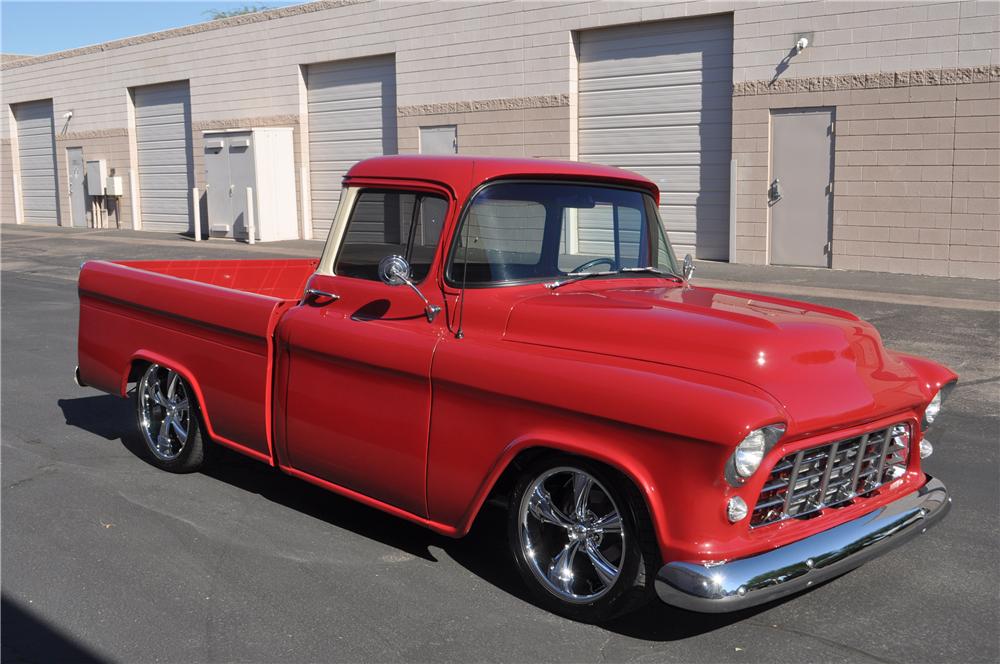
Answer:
308, 55, 397, 237
579, 16, 733, 260
134, 81, 194, 232
13, 100, 59, 226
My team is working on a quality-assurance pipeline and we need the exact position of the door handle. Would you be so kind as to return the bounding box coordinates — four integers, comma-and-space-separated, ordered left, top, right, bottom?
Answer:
228, 184, 234, 198
768, 178, 782, 204
305, 288, 340, 301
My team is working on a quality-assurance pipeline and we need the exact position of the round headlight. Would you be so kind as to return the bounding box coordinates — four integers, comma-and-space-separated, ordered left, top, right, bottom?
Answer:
924, 390, 942, 425
726, 424, 786, 486
727, 496, 748, 523
734, 429, 767, 478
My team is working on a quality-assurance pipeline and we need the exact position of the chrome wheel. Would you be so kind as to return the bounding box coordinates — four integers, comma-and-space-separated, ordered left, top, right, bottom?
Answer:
137, 364, 192, 462
518, 466, 625, 603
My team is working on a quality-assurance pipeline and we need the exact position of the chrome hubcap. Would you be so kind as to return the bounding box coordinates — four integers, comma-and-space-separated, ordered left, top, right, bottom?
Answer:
138, 364, 191, 461
518, 467, 625, 603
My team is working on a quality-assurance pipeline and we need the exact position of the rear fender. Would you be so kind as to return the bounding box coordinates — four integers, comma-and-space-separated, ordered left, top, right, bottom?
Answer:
124, 350, 274, 465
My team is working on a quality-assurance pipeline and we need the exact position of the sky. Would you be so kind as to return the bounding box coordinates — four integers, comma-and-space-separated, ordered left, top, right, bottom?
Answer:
1, 1, 300, 56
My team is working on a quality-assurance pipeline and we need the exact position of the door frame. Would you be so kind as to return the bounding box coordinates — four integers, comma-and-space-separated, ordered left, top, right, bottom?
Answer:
766, 106, 836, 268
274, 181, 455, 517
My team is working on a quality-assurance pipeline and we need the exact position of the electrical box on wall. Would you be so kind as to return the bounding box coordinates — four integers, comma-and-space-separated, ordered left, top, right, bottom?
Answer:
85, 160, 108, 196
202, 127, 298, 242
105, 176, 124, 197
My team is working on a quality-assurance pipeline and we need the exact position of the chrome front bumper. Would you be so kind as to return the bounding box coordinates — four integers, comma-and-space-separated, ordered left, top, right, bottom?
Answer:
655, 476, 950, 613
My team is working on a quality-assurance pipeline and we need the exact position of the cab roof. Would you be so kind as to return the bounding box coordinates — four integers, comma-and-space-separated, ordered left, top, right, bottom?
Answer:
344, 155, 659, 202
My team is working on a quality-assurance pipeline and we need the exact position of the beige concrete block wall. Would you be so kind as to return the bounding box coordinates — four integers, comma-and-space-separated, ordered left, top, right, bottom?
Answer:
733, 0, 999, 82
397, 98, 570, 160
732, 70, 1000, 280
951, 81, 1000, 278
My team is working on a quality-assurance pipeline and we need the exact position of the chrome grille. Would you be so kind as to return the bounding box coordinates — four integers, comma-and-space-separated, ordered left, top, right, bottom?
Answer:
751, 423, 911, 528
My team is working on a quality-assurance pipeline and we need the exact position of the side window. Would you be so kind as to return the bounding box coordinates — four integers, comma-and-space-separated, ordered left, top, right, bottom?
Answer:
335, 190, 448, 283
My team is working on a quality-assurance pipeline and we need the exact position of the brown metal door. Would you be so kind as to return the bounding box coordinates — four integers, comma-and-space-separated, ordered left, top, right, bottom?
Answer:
769, 108, 835, 267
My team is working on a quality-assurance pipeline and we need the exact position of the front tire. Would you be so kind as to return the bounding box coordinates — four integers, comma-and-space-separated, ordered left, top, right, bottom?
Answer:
135, 363, 206, 473
507, 455, 656, 622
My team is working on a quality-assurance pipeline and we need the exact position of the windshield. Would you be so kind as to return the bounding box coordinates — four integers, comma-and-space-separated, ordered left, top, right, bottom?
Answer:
446, 181, 678, 286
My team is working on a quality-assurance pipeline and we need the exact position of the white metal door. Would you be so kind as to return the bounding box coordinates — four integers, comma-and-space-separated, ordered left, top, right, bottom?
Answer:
204, 134, 234, 236
579, 16, 733, 260
66, 147, 87, 227
13, 100, 59, 226
204, 133, 255, 239
420, 125, 458, 154
134, 81, 194, 233
769, 108, 835, 268
228, 134, 256, 240
307, 55, 397, 238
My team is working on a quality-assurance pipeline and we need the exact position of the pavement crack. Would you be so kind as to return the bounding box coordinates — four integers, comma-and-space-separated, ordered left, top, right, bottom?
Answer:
598, 631, 613, 663
748, 620, 894, 663
115, 490, 209, 535
4, 465, 57, 490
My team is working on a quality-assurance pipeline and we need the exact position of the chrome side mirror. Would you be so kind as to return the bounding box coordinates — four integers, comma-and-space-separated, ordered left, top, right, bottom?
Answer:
683, 254, 695, 281
377, 255, 442, 323
378, 254, 410, 286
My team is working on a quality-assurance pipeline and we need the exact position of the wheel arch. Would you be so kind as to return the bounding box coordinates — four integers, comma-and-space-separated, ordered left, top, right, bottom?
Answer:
123, 351, 213, 435
456, 436, 668, 559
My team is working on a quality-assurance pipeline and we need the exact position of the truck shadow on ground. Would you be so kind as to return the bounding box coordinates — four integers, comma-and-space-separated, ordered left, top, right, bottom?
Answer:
1, 594, 104, 663
59, 393, 788, 641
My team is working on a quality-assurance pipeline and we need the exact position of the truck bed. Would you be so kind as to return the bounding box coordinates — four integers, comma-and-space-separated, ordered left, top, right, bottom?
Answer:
114, 259, 319, 300
77, 258, 318, 462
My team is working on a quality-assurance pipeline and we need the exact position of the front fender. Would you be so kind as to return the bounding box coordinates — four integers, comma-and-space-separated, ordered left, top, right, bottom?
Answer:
891, 351, 959, 401
452, 432, 666, 540
427, 335, 790, 562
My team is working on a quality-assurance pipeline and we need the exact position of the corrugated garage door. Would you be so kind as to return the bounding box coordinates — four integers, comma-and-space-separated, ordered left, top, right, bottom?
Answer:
308, 55, 397, 237
579, 16, 733, 260
134, 81, 194, 233
13, 99, 59, 226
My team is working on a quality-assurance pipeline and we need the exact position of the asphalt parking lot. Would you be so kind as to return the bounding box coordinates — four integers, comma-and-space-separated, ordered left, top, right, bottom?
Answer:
2, 225, 998, 663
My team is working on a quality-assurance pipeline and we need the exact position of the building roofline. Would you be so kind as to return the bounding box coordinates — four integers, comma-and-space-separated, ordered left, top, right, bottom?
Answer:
1, 0, 366, 71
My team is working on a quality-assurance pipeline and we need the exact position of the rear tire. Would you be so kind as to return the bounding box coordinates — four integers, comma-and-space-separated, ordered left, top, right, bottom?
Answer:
135, 363, 206, 473
507, 455, 657, 623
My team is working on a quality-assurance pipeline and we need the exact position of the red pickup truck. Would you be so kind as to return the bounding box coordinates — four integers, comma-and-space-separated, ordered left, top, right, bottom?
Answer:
77, 156, 955, 622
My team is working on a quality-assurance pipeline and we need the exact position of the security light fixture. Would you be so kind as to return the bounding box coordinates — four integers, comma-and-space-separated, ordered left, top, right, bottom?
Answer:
794, 33, 813, 53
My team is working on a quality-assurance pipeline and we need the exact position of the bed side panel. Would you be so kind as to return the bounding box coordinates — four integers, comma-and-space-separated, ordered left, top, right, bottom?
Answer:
78, 261, 292, 460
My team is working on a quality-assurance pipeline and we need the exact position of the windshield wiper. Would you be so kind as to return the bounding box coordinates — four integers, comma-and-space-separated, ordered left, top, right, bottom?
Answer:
618, 266, 685, 282
545, 266, 684, 290
544, 270, 617, 290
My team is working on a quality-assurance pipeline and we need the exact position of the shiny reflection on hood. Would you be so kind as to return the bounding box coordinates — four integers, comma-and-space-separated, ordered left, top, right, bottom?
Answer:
503, 283, 925, 432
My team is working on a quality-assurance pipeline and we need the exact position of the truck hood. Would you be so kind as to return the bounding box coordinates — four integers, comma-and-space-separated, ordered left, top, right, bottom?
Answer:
502, 284, 927, 435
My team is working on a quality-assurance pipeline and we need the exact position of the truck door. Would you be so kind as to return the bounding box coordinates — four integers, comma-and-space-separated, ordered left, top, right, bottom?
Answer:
275, 186, 450, 517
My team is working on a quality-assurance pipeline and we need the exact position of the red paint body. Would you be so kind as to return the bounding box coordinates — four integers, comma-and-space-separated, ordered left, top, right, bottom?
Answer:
77, 156, 956, 565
